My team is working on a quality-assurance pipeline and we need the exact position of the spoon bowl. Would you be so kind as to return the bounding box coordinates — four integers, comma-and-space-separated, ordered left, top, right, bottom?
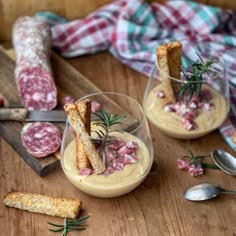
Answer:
183, 183, 236, 201
211, 149, 236, 176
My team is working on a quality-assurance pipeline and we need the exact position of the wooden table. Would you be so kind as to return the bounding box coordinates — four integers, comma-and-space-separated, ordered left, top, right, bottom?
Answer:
1, 51, 236, 236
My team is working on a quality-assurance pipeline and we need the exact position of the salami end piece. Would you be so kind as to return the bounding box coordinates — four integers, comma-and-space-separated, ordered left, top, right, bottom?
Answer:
13, 16, 57, 111
21, 122, 62, 158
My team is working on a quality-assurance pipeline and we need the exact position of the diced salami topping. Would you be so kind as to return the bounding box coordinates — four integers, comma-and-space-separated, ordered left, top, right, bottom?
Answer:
21, 122, 61, 158
199, 89, 212, 101
91, 101, 101, 113
124, 154, 138, 164
61, 96, 75, 106
189, 101, 197, 109
182, 117, 197, 131
104, 148, 117, 162
84, 137, 140, 176
117, 145, 133, 156
79, 167, 94, 176
113, 162, 124, 171
163, 88, 214, 131
199, 102, 214, 111
112, 157, 124, 164
103, 167, 115, 176
156, 90, 165, 98
108, 139, 126, 151
13, 16, 57, 111
126, 141, 138, 150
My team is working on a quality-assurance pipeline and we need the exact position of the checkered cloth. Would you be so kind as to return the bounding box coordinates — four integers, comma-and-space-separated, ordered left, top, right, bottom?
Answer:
36, 0, 236, 150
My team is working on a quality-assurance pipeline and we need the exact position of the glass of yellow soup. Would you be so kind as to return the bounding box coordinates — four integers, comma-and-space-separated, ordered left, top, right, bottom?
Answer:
61, 92, 154, 198
143, 55, 230, 139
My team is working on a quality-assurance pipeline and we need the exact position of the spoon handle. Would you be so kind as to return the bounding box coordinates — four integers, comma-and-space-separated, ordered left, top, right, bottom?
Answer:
221, 190, 236, 195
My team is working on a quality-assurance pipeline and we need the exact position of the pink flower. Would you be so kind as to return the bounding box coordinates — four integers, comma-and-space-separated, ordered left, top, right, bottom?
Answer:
177, 158, 190, 170
188, 163, 204, 177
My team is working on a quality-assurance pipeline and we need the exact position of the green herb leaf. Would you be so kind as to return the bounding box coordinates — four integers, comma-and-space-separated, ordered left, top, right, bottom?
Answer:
47, 215, 89, 235
202, 163, 220, 169
92, 109, 125, 148
177, 56, 217, 103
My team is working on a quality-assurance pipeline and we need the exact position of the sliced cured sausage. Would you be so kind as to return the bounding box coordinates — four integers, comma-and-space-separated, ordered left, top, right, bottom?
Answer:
21, 122, 61, 158
13, 16, 57, 111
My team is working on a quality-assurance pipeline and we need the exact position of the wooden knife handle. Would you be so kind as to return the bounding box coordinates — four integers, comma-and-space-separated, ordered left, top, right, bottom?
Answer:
0, 108, 28, 121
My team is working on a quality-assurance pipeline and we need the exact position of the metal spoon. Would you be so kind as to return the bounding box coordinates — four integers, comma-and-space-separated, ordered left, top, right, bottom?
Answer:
211, 149, 236, 175
183, 183, 236, 201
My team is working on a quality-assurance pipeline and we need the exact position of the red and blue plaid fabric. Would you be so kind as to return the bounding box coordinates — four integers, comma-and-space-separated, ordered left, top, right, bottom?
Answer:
36, 0, 236, 151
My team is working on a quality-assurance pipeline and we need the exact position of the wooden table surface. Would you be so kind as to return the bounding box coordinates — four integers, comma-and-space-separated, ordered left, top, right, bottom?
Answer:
1, 51, 236, 236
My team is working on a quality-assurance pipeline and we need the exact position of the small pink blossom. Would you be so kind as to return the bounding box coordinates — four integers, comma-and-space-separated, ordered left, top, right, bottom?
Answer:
188, 163, 204, 177
177, 158, 190, 170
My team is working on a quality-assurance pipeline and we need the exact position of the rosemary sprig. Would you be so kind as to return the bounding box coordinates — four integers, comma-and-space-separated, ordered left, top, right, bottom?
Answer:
47, 215, 89, 236
177, 55, 217, 103
184, 148, 219, 169
92, 109, 125, 147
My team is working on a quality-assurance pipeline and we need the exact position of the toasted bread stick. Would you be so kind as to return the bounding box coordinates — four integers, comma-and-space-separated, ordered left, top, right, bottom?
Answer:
76, 100, 91, 170
156, 41, 182, 103
167, 41, 182, 94
64, 103, 105, 174
4, 190, 81, 219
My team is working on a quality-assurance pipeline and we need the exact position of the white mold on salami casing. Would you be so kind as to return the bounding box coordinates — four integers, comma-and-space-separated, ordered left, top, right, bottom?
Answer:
13, 16, 57, 111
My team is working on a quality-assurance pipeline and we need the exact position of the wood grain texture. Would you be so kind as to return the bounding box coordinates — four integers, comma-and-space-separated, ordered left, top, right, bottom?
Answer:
1, 50, 236, 235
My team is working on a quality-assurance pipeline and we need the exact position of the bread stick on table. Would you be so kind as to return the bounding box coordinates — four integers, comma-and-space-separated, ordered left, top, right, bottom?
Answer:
76, 100, 92, 170
64, 103, 105, 174
156, 41, 182, 103
4, 190, 81, 219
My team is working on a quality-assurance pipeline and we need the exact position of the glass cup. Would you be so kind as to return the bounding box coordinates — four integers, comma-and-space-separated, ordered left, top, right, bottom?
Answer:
143, 55, 230, 139
61, 92, 154, 198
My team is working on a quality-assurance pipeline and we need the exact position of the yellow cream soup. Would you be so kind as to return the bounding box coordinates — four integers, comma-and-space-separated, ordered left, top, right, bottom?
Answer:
62, 132, 152, 198
144, 84, 229, 139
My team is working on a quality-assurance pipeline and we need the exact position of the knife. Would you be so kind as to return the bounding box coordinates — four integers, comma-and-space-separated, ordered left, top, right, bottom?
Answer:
0, 108, 67, 122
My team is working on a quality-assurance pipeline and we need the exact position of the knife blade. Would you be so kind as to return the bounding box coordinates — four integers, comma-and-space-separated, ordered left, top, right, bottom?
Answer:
0, 108, 67, 122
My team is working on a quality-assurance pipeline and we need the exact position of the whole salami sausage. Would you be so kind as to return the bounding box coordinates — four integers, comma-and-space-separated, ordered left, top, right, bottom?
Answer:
21, 122, 62, 158
13, 16, 57, 111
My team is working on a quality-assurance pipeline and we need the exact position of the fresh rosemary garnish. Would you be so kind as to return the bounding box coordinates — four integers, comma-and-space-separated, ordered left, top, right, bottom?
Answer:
184, 148, 219, 169
47, 215, 89, 236
177, 55, 217, 103
93, 109, 126, 147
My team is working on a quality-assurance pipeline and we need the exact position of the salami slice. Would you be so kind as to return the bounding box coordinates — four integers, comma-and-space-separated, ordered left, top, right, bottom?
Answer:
13, 16, 57, 111
21, 122, 61, 158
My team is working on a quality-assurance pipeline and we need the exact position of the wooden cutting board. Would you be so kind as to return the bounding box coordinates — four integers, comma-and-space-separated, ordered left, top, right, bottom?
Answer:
0, 49, 101, 177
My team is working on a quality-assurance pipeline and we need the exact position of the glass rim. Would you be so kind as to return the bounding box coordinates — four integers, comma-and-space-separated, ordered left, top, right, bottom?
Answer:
65, 91, 147, 136
153, 56, 226, 84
